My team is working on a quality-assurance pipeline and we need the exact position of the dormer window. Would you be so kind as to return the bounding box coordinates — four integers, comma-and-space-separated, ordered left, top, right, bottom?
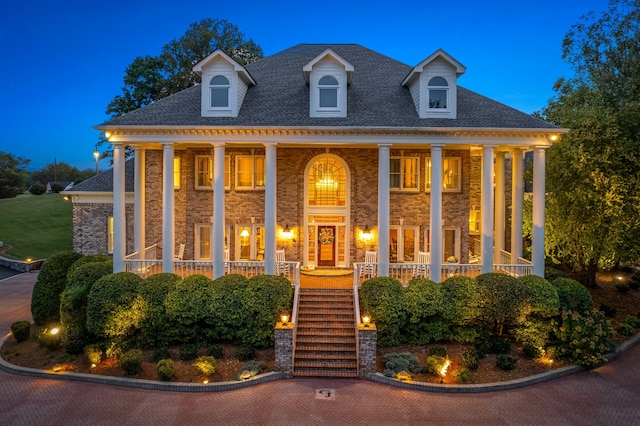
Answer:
210, 75, 230, 108
428, 77, 448, 109
318, 76, 339, 109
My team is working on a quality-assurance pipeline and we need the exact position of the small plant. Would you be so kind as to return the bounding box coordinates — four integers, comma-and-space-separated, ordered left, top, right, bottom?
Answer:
453, 368, 473, 383
553, 309, 615, 367
153, 346, 170, 362
11, 321, 31, 342
522, 344, 544, 360
425, 355, 448, 376
105, 342, 123, 359
496, 354, 517, 370
382, 352, 421, 377
428, 345, 447, 357
236, 360, 267, 380
120, 349, 143, 376
157, 359, 175, 381
490, 337, 511, 354
624, 315, 640, 329
37, 327, 62, 350
179, 344, 198, 361
615, 283, 630, 293
207, 344, 224, 359
193, 356, 217, 376
236, 344, 255, 361
599, 304, 616, 318
460, 350, 481, 371
84, 344, 102, 365
617, 323, 635, 336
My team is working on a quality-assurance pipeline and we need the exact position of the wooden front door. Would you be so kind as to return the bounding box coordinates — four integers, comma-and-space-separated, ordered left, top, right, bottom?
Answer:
317, 226, 336, 267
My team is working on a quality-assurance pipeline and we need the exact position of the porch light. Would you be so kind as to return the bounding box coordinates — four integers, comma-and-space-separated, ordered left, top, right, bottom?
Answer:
361, 312, 371, 327
240, 229, 250, 238
280, 311, 290, 325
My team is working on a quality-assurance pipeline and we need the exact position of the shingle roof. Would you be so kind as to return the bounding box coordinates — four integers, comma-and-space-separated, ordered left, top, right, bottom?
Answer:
100, 44, 556, 130
64, 158, 134, 193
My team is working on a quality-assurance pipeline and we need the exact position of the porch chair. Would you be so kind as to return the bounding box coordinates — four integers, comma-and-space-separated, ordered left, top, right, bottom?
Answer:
414, 251, 430, 278
359, 250, 378, 280
224, 249, 230, 274
174, 243, 185, 261
275, 249, 290, 276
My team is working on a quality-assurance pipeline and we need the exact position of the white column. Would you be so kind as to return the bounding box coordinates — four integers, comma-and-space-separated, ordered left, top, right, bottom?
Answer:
377, 144, 391, 277
430, 145, 443, 283
481, 145, 495, 273
134, 148, 146, 259
212, 144, 226, 279
264, 143, 277, 275
511, 149, 524, 263
112, 143, 126, 272
493, 151, 505, 261
162, 143, 175, 273
532, 147, 547, 277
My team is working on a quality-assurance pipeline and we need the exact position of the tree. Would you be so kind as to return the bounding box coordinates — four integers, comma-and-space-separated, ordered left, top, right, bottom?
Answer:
106, 18, 263, 118
538, 0, 640, 286
0, 151, 30, 198
31, 161, 86, 186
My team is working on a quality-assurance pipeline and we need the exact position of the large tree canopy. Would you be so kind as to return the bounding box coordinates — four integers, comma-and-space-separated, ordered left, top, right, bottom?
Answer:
0, 151, 30, 198
106, 18, 263, 118
538, 0, 640, 286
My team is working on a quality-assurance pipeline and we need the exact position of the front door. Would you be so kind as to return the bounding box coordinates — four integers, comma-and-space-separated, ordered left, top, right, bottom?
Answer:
317, 226, 336, 267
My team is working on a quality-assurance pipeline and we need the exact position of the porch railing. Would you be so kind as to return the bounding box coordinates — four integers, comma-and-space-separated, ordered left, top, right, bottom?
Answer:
124, 244, 158, 275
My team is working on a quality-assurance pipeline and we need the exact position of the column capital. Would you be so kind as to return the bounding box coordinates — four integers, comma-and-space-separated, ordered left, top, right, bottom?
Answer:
263, 142, 278, 148
210, 142, 226, 148
430, 143, 445, 149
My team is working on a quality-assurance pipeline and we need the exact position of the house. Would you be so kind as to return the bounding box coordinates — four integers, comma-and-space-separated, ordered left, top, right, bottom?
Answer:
46, 181, 74, 193
64, 44, 566, 284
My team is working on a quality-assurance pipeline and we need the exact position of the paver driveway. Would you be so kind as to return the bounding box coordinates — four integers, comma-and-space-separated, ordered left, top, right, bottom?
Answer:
1, 272, 640, 425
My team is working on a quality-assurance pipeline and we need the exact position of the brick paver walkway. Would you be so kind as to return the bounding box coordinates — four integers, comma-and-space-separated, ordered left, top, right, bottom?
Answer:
1, 272, 640, 425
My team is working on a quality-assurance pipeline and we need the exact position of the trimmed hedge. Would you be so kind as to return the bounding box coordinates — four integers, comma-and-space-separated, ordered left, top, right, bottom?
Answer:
242, 275, 292, 348
441, 276, 482, 326
360, 277, 406, 347
138, 273, 181, 347
66, 254, 111, 281
404, 278, 449, 344
165, 275, 215, 345
552, 277, 593, 312
31, 251, 83, 325
518, 275, 560, 318
476, 273, 528, 336
11, 321, 31, 342
209, 274, 250, 341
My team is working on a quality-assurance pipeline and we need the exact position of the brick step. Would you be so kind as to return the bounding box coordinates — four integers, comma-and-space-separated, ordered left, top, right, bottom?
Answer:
296, 328, 355, 337
297, 306, 354, 313
299, 298, 353, 304
294, 360, 358, 370
294, 351, 357, 360
295, 342, 356, 351
297, 314, 354, 322
295, 336, 356, 345
297, 322, 354, 330
292, 369, 358, 378
299, 289, 353, 295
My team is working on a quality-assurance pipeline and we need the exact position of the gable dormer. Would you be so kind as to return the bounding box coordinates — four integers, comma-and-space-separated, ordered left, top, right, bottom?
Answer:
193, 50, 256, 118
402, 49, 466, 119
303, 49, 354, 118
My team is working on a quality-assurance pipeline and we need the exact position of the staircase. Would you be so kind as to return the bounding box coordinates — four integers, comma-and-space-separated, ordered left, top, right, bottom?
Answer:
293, 289, 358, 377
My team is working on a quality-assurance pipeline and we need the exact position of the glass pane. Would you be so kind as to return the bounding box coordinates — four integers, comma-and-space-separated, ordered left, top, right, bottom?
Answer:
389, 229, 398, 263
389, 158, 400, 173
429, 89, 447, 108
211, 75, 229, 85
173, 158, 181, 189
444, 229, 457, 262
319, 88, 337, 108
239, 227, 251, 260
198, 157, 212, 187
403, 229, 415, 261
319, 75, 338, 85
224, 156, 230, 188
428, 76, 448, 86
443, 158, 460, 190
236, 157, 253, 187
390, 174, 400, 189
255, 227, 265, 260
403, 158, 418, 189
210, 87, 229, 108
425, 158, 432, 190
254, 157, 266, 187
199, 226, 211, 260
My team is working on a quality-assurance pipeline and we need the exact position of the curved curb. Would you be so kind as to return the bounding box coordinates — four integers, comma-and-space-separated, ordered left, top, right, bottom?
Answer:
0, 335, 283, 393
367, 331, 640, 393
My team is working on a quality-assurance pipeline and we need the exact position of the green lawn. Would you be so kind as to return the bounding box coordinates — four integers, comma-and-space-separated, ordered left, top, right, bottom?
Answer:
0, 193, 73, 260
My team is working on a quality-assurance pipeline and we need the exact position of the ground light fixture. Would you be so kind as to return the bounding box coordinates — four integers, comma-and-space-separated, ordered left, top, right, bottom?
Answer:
280, 311, 290, 325
50, 327, 60, 335
361, 312, 371, 327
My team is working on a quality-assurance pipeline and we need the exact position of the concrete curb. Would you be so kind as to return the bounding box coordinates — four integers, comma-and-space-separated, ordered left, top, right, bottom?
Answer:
0, 334, 283, 393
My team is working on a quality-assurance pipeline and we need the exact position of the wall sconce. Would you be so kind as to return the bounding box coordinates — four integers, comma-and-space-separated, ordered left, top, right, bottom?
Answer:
361, 312, 371, 327
282, 224, 292, 238
362, 225, 371, 240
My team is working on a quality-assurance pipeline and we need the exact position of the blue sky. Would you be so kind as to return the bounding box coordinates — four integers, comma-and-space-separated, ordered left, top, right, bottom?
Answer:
0, 0, 607, 171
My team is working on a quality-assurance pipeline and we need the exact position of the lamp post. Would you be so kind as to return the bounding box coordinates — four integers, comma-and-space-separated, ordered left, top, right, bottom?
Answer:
93, 145, 100, 175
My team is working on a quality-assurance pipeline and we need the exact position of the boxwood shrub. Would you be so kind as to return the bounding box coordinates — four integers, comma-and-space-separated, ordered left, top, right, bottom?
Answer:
138, 273, 181, 347
382, 352, 421, 377
157, 359, 175, 381
359, 277, 407, 347
518, 275, 560, 318
404, 278, 449, 344
66, 254, 111, 281
86, 272, 144, 345
441, 276, 482, 328
120, 349, 143, 375
164, 275, 215, 345
242, 275, 292, 348
476, 273, 529, 336
11, 321, 31, 342
209, 274, 250, 342
31, 251, 83, 325
552, 277, 593, 312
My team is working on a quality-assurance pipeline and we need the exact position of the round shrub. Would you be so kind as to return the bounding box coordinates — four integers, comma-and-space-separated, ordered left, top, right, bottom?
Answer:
236, 344, 255, 361
31, 251, 83, 325
60, 261, 113, 353
553, 309, 614, 367
179, 344, 198, 361
490, 337, 511, 355
617, 322, 635, 336
11, 321, 31, 342
404, 278, 449, 344
66, 254, 111, 281
552, 278, 592, 312
624, 315, 640, 328
360, 277, 406, 347
237, 360, 267, 380
193, 356, 217, 376
512, 319, 555, 350
453, 368, 473, 383
86, 272, 144, 343
523, 343, 544, 359
242, 275, 292, 348
518, 275, 560, 318
476, 273, 529, 335
120, 349, 143, 376
208, 274, 250, 342
207, 344, 224, 359
153, 346, 170, 362
441, 276, 482, 327
29, 183, 46, 195
84, 344, 102, 365
382, 352, 421, 377
138, 273, 181, 347
460, 350, 481, 371
165, 275, 215, 345
496, 354, 517, 370
157, 359, 175, 381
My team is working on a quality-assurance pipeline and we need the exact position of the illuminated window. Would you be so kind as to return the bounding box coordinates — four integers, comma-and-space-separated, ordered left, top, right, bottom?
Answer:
469, 210, 480, 234
174, 157, 181, 189
108, 216, 114, 254
428, 76, 448, 109
195, 224, 230, 260
308, 156, 347, 206
424, 227, 460, 262
236, 155, 265, 189
425, 157, 461, 192
210, 75, 230, 108
237, 225, 265, 260
195, 155, 230, 190
390, 157, 419, 191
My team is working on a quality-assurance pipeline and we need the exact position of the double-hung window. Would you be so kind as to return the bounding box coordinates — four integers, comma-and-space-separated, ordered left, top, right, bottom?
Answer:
390, 157, 419, 191
210, 75, 230, 108
425, 157, 461, 192
428, 76, 448, 110
318, 75, 339, 109
195, 155, 230, 190
236, 155, 266, 189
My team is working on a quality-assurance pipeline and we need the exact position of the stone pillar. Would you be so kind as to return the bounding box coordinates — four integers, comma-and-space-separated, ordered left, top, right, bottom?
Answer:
212, 143, 226, 279
494, 151, 505, 261
377, 144, 391, 277
358, 324, 377, 378
162, 143, 175, 273
481, 145, 495, 273
112, 143, 126, 272
264, 143, 277, 275
430, 144, 443, 282
511, 149, 524, 263
134, 148, 146, 259
275, 323, 294, 378
532, 147, 547, 277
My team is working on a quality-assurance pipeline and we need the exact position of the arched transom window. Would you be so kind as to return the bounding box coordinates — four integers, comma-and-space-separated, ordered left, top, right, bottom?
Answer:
308, 156, 346, 206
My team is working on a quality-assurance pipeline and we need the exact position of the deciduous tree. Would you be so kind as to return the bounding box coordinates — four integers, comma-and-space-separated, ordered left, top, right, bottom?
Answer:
0, 151, 30, 198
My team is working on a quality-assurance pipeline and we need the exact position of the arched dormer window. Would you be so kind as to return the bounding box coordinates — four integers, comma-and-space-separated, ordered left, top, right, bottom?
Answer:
210, 75, 230, 108
318, 75, 339, 109
428, 76, 448, 109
